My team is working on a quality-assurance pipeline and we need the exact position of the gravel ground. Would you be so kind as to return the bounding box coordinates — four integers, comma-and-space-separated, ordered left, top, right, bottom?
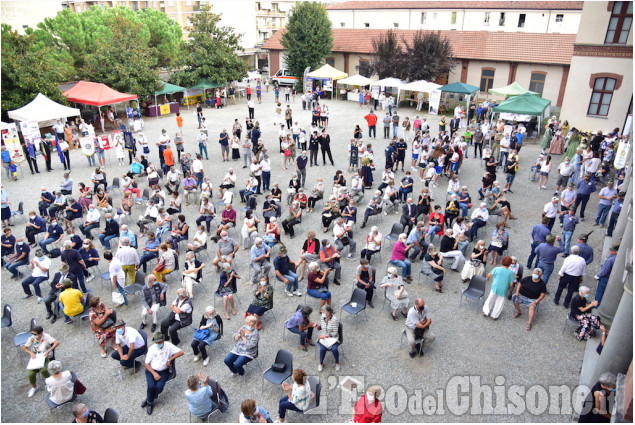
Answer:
1, 88, 604, 423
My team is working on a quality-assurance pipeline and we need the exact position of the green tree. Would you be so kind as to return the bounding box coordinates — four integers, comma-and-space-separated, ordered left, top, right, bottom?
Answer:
280, 1, 333, 89
369, 30, 404, 79
1, 24, 69, 118
172, 3, 248, 88
136, 8, 184, 68
82, 14, 161, 96
402, 31, 453, 82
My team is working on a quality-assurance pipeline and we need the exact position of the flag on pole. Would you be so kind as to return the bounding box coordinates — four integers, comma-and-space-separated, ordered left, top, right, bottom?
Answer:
54, 133, 65, 164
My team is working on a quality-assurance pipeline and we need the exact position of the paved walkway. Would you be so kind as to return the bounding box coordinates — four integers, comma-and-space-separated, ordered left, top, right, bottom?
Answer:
1, 88, 601, 422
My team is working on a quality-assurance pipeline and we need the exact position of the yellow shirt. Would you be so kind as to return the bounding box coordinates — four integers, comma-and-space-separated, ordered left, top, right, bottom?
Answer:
59, 288, 84, 316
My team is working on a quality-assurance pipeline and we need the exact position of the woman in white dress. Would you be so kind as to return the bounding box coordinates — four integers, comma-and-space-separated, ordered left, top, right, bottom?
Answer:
241, 209, 261, 249
379, 267, 409, 321
114, 134, 125, 166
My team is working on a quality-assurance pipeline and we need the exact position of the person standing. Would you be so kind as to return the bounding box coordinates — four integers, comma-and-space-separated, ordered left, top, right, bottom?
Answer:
561, 209, 579, 256
482, 256, 516, 320
364, 110, 377, 139
247, 99, 255, 120
595, 180, 617, 227
296, 151, 308, 188
553, 246, 586, 308
318, 129, 334, 166
391, 111, 400, 138
219, 129, 230, 162
574, 173, 596, 221
308, 131, 319, 167
606, 191, 625, 237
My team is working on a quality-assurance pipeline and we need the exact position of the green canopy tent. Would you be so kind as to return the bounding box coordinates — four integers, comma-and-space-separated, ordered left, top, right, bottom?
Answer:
154, 82, 188, 110
493, 92, 551, 134
438, 82, 480, 116
489, 82, 538, 97
188, 79, 225, 106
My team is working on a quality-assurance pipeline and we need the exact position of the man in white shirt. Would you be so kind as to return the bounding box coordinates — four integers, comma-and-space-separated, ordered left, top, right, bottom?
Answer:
351, 173, 364, 203
137, 201, 159, 236
196, 196, 216, 233
553, 245, 587, 308
190, 155, 204, 190
116, 237, 139, 286
377, 168, 395, 193
21, 249, 51, 301
469, 203, 490, 242
542, 197, 559, 230
105, 250, 128, 307
219, 169, 237, 197
333, 218, 356, 260
112, 319, 147, 369
142, 332, 184, 415
555, 158, 574, 196
405, 298, 436, 358
79, 204, 101, 240
250, 158, 263, 194
165, 166, 182, 195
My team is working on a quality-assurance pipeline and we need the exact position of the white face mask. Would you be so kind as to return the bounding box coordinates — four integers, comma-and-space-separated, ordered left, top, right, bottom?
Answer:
366, 393, 375, 402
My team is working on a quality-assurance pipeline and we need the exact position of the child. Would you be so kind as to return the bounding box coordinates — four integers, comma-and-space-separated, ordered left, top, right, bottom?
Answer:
9, 162, 17, 181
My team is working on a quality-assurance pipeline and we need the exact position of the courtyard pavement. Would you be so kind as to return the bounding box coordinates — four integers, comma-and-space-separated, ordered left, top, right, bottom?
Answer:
0, 87, 605, 422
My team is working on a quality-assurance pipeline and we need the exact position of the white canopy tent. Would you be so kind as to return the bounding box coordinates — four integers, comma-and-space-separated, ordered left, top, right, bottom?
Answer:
337, 74, 375, 87
402, 80, 442, 94
370, 77, 408, 104
8, 93, 80, 126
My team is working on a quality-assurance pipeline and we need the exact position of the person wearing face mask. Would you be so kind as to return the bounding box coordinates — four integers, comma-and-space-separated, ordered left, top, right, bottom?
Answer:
212, 203, 237, 242
161, 288, 193, 346
578, 372, 616, 423
71, 402, 104, 423
247, 276, 274, 330
78, 204, 100, 240
6, 236, 30, 280
111, 319, 147, 370
511, 268, 547, 331
191, 306, 220, 367
143, 332, 184, 415
182, 251, 205, 299
22, 325, 60, 397
405, 298, 436, 358
352, 385, 383, 423
277, 368, 311, 422
224, 315, 259, 381
21, 249, 51, 301
25, 211, 45, 247
316, 306, 340, 372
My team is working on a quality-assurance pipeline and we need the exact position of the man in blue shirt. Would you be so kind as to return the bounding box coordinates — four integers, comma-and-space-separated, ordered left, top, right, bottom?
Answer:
250, 238, 271, 284
274, 246, 300, 296
574, 235, 594, 265
574, 173, 596, 220
514, 130, 525, 153
1, 146, 11, 179
39, 188, 55, 219
384, 141, 396, 170
7, 236, 30, 279
526, 217, 552, 268
39, 218, 64, 254
25, 212, 46, 246
561, 209, 579, 256
398, 172, 414, 202
99, 213, 120, 250
606, 191, 625, 237
594, 245, 617, 305
406, 222, 428, 261
296, 152, 308, 188
534, 234, 563, 288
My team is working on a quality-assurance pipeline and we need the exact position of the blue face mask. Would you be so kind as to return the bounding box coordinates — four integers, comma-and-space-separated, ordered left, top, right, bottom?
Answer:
116, 328, 124, 335
584, 294, 590, 300
106, 218, 111, 222
156, 343, 164, 349
247, 326, 255, 332
321, 313, 327, 319
40, 256, 46, 262
532, 274, 540, 280
17, 242, 23, 246
82, 410, 89, 418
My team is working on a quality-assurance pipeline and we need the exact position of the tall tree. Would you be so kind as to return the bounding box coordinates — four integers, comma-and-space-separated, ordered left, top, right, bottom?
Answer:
136, 8, 184, 68
402, 31, 453, 82
280, 1, 333, 88
172, 3, 248, 88
82, 14, 161, 96
369, 30, 404, 79
1, 24, 69, 118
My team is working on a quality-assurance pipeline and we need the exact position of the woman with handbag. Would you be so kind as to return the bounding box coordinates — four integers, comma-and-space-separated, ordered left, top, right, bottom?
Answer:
45, 360, 75, 405
88, 296, 117, 358
461, 240, 488, 282
380, 267, 409, 321
317, 306, 340, 372
153, 243, 176, 283
218, 263, 240, 319
264, 217, 281, 247
191, 306, 220, 367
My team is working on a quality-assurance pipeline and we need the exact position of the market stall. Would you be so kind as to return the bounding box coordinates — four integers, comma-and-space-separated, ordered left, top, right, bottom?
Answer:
438, 82, 479, 116
336, 74, 376, 101
306, 64, 348, 99
184, 78, 225, 107
489, 82, 538, 98
400, 80, 442, 109
369, 77, 407, 105
492, 92, 551, 135
148, 82, 187, 117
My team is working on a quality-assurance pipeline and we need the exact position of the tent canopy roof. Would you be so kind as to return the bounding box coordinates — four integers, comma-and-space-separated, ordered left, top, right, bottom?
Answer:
369, 77, 407, 89
154, 82, 186, 96
8, 93, 81, 122
63, 81, 138, 107
402, 80, 442, 93
307, 64, 348, 80
189, 78, 225, 90
336, 74, 375, 86
438, 82, 479, 94
493, 92, 551, 115
489, 81, 538, 97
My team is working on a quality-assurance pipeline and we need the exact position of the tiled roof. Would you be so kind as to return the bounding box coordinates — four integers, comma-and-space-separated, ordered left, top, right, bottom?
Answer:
262, 28, 576, 65
326, 1, 583, 11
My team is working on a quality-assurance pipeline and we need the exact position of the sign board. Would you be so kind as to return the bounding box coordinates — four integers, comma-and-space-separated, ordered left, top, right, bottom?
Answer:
100, 135, 111, 150
303, 67, 312, 94
80, 136, 95, 156
159, 104, 171, 115
614, 141, 630, 170
428, 90, 441, 115
1, 122, 24, 163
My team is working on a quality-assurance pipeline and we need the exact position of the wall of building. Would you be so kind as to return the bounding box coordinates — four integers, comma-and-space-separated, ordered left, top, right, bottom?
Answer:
328, 8, 580, 33
560, 55, 633, 132
514, 63, 565, 105
575, 1, 634, 45
1, 0, 64, 33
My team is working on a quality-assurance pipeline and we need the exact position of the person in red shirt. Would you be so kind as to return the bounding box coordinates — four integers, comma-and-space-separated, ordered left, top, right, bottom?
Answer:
162, 146, 175, 173
175, 112, 183, 130
352, 385, 383, 423
364, 110, 378, 139
246, 85, 252, 100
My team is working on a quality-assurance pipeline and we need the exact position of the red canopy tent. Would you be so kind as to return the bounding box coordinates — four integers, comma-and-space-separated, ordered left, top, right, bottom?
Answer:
63, 81, 137, 106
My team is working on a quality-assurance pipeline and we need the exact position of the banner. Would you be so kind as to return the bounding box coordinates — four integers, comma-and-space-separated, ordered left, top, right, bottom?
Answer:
428, 90, 441, 115
100, 135, 111, 150
2, 123, 24, 163
159, 104, 171, 115
614, 141, 630, 170
80, 136, 96, 156
54, 133, 65, 164
303, 67, 312, 94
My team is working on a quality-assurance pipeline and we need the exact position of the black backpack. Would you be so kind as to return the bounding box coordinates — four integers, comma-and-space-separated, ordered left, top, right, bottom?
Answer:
214, 314, 223, 340
48, 248, 61, 259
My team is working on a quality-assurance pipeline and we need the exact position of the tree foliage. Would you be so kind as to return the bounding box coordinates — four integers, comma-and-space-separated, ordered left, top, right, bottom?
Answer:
370, 30, 454, 82
1, 24, 69, 118
369, 30, 403, 79
281, 1, 333, 86
137, 8, 184, 68
171, 3, 248, 88
82, 14, 161, 96
402, 31, 454, 82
